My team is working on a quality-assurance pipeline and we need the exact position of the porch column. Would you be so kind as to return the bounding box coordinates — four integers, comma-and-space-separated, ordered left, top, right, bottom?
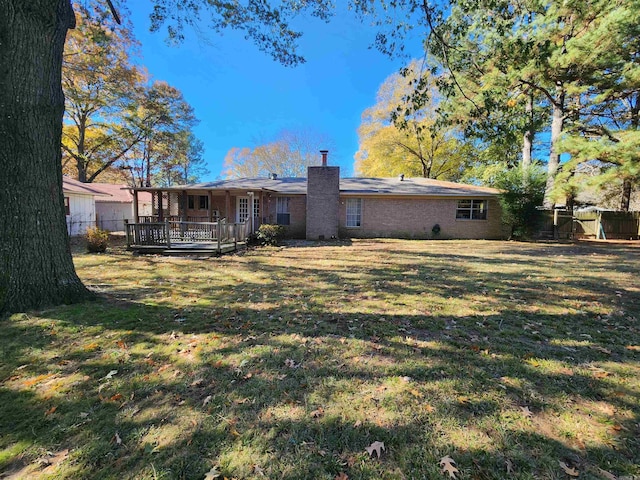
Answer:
133, 190, 139, 222
209, 191, 214, 222
181, 190, 188, 221
157, 191, 164, 221
225, 190, 231, 222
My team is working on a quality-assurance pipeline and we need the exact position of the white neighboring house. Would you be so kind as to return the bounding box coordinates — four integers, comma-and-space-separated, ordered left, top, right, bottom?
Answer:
90, 183, 152, 232
62, 177, 109, 236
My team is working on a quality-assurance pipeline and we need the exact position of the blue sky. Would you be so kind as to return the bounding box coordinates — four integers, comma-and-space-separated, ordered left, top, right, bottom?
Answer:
127, 4, 424, 180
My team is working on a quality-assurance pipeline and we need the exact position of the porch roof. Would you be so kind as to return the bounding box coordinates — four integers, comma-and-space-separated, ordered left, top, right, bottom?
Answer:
134, 177, 501, 197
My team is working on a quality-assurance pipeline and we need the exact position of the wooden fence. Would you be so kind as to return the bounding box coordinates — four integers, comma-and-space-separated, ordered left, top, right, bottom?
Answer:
537, 210, 640, 240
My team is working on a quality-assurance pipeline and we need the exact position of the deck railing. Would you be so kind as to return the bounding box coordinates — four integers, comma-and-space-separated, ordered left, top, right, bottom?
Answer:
125, 218, 252, 250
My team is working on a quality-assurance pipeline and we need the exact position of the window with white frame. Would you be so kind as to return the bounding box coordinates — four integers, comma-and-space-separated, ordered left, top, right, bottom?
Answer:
346, 198, 362, 227
456, 199, 487, 220
276, 197, 290, 225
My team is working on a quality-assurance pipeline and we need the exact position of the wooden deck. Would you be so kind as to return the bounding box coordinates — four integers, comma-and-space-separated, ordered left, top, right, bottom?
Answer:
125, 219, 251, 256
129, 241, 245, 256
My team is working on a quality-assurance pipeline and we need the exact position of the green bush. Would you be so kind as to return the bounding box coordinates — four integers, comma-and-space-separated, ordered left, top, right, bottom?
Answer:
86, 226, 109, 253
494, 164, 547, 240
256, 224, 285, 246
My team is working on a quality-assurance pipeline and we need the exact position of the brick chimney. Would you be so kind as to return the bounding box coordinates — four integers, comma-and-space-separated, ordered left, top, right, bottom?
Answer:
306, 150, 339, 240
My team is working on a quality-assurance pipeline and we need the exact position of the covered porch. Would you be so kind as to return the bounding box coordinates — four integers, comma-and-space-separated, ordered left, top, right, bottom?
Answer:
127, 185, 270, 255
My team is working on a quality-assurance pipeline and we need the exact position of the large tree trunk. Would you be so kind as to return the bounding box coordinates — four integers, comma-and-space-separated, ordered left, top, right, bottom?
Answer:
0, 0, 93, 314
543, 83, 565, 209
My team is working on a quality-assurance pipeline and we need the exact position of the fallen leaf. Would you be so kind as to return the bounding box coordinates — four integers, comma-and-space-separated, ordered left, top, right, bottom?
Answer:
104, 370, 118, 380
204, 466, 221, 479
424, 404, 436, 413
409, 389, 423, 398
284, 359, 299, 368
559, 461, 579, 477
44, 406, 57, 416
592, 346, 611, 355
440, 455, 459, 479
593, 466, 616, 480
520, 406, 533, 418
41, 449, 69, 474
310, 407, 324, 418
353, 420, 362, 428
113, 432, 122, 445
203, 395, 212, 406
365, 440, 385, 458
505, 459, 514, 475
110, 393, 123, 402
334, 473, 349, 480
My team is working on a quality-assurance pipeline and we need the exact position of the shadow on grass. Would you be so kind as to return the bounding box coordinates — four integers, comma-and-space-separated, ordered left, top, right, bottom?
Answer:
1, 240, 638, 478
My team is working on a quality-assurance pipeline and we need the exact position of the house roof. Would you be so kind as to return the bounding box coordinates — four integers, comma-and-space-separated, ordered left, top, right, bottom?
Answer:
90, 183, 152, 203
134, 176, 501, 197
62, 177, 110, 197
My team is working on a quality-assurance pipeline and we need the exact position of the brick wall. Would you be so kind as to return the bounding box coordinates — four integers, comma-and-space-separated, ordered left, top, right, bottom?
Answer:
338, 196, 506, 239
264, 195, 306, 238
306, 166, 340, 239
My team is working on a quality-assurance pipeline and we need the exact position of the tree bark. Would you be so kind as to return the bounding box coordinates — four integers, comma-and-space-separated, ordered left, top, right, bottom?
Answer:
0, 0, 93, 314
521, 90, 534, 171
542, 82, 565, 209
620, 178, 631, 212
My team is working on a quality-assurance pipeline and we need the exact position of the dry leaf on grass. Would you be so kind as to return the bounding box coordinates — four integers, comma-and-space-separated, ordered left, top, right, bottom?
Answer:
520, 406, 533, 418
204, 466, 221, 479
559, 461, 579, 477
203, 395, 212, 406
113, 432, 122, 446
593, 466, 616, 480
440, 455, 459, 479
365, 441, 385, 458
41, 449, 69, 474
505, 459, 514, 475
310, 407, 324, 418
334, 473, 349, 480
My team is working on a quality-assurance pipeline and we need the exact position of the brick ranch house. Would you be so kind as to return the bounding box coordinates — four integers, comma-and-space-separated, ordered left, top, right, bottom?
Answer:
132, 156, 505, 240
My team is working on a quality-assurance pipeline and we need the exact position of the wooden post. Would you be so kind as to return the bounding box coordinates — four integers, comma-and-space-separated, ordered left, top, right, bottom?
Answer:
133, 190, 139, 223
157, 191, 164, 221
209, 191, 214, 222
225, 190, 231, 222
216, 221, 221, 253
165, 218, 171, 248
596, 211, 602, 239
553, 208, 559, 240
180, 191, 187, 239
124, 219, 130, 247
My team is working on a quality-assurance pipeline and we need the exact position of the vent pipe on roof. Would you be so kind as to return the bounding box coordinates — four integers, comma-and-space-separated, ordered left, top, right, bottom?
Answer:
399, 174, 405, 181
269, 173, 278, 180
320, 150, 329, 166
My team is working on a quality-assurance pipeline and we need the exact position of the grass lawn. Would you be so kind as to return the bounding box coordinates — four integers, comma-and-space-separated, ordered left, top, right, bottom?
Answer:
1, 239, 639, 479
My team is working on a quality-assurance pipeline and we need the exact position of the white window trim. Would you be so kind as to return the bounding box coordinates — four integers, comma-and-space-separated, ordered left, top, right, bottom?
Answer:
276, 197, 291, 226
346, 198, 362, 228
